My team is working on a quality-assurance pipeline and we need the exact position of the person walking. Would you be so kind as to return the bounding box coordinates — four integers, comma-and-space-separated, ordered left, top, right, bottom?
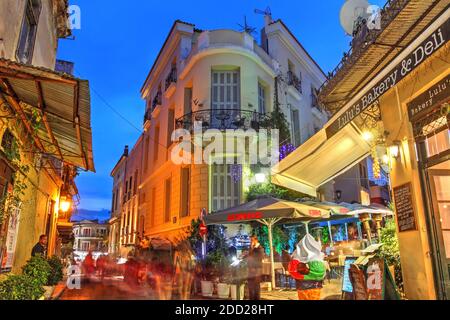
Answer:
246, 235, 264, 300
31, 235, 48, 257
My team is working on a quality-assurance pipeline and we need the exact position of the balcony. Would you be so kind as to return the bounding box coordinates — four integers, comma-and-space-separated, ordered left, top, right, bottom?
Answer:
143, 108, 152, 125
152, 92, 162, 111
164, 67, 177, 98
287, 71, 302, 94
175, 108, 271, 132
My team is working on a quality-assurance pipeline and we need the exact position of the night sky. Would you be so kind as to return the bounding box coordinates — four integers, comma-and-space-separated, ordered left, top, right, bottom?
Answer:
57, 0, 386, 220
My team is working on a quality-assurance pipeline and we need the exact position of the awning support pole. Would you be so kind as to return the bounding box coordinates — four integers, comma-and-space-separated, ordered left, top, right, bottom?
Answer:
327, 221, 334, 246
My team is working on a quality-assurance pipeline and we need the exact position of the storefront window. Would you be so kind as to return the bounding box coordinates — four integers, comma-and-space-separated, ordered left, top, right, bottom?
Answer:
425, 128, 449, 158
432, 173, 450, 259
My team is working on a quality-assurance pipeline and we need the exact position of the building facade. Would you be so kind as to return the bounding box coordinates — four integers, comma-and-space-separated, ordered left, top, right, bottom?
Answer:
272, 0, 449, 299
73, 220, 108, 261
0, 0, 94, 273
111, 15, 329, 251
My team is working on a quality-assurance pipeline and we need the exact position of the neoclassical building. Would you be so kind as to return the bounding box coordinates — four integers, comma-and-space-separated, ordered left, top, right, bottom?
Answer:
111, 15, 328, 248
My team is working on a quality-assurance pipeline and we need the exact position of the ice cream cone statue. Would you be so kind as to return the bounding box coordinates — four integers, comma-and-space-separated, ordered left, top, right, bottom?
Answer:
288, 234, 326, 300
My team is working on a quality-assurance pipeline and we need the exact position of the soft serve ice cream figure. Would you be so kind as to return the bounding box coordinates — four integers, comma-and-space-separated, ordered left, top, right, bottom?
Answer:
288, 234, 327, 300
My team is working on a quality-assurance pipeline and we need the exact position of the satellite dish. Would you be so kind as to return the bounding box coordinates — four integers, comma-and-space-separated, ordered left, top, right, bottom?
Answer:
339, 0, 370, 36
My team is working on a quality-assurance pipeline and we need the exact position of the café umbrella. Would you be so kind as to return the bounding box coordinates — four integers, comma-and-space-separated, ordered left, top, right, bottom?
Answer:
204, 196, 330, 289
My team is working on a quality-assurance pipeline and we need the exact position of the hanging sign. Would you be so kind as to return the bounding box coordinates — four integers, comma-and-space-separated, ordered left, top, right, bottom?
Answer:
407, 73, 450, 121
326, 17, 450, 139
1, 206, 21, 271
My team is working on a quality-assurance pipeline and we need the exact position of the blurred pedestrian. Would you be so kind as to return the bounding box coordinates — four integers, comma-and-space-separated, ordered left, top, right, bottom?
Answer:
83, 251, 96, 281
245, 235, 264, 300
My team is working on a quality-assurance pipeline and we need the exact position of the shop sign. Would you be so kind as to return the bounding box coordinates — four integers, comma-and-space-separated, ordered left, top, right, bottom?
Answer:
227, 211, 263, 222
408, 74, 450, 121
393, 183, 417, 232
326, 17, 450, 139
0, 206, 21, 271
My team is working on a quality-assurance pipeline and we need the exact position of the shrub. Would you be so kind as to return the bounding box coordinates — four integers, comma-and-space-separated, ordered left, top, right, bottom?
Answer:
22, 255, 51, 287
0, 274, 44, 300
47, 256, 64, 285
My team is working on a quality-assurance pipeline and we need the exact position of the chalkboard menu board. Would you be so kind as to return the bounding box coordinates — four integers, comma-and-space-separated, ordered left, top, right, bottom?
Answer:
393, 183, 417, 232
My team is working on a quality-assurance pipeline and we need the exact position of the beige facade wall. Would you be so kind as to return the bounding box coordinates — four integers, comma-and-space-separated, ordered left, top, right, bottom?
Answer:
0, 0, 59, 69
378, 44, 449, 299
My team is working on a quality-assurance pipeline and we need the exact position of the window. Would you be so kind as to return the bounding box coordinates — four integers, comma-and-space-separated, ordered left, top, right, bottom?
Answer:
311, 86, 318, 108
112, 191, 116, 212
151, 187, 156, 226
133, 170, 138, 196
291, 109, 301, 147
211, 70, 240, 110
144, 136, 150, 173
164, 178, 172, 223
211, 164, 241, 211
16, 0, 41, 64
258, 83, 266, 114
167, 109, 175, 148
81, 242, 90, 251
184, 88, 193, 115
154, 126, 160, 161
82, 228, 91, 237
180, 167, 190, 217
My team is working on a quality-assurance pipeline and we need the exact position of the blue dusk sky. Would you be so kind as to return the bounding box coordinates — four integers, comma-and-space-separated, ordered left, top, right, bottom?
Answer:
57, 0, 386, 219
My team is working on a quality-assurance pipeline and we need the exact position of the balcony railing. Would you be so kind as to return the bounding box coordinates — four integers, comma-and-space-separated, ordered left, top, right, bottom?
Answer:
152, 92, 162, 110
143, 108, 152, 125
287, 71, 302, 94
165, 67, 177, 91
175, 109, 271, 132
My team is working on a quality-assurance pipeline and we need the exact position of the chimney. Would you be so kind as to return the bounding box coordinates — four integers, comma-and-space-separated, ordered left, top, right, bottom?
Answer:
124, 145, 129, 156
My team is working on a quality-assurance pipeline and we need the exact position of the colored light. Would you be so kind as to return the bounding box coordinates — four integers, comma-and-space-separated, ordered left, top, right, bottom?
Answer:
382, 154, 389, 164
59, 197, 71, 212
390, 144, 400, 158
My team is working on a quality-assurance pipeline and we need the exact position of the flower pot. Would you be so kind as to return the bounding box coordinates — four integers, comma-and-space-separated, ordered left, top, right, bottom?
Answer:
230, 284, 245, 300
201, 280, 214, 297
217, 283, 230, 299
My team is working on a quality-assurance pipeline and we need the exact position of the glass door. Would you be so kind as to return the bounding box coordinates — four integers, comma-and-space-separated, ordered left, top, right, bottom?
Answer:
428, 161, 450, 299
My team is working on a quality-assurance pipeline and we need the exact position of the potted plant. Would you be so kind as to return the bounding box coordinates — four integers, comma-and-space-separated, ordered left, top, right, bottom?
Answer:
0, 274, 45, 300
217, 265, 232, 299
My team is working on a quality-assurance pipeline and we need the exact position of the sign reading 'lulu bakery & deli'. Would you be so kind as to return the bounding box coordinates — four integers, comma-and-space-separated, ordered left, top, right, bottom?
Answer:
407, 74, 450, 121
326, 17, 450, 139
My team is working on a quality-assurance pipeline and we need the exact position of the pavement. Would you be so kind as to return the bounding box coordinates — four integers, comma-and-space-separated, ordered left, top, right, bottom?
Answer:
57, 276, 343, 300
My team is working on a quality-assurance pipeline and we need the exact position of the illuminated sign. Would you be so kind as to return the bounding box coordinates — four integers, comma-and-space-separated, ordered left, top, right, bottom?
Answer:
227, 212, 263, 221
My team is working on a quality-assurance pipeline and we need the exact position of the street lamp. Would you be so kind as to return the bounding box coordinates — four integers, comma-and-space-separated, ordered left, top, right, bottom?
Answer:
59, 196, 72, 213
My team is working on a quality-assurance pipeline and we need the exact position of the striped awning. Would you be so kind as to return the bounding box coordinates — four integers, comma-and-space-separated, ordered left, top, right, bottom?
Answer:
0, 58, 94, 172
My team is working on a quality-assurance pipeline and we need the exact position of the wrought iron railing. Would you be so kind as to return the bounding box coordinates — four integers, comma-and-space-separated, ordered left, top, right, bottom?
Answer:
165, 67, 177, 91
143, 108, 152, 125
175, 109, 271, 131
152, 91, 162, 110
287, 71, 302, 94
319, 0, 409, 94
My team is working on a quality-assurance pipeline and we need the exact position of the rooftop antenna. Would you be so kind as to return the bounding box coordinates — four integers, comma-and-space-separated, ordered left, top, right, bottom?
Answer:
238, 16, 257, 36
254, 6, 273, 26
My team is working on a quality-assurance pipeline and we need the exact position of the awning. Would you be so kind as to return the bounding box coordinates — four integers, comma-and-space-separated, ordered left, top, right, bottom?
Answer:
271, 123, 371, 197
204, 196, 330, 225
0, 58, 95, 172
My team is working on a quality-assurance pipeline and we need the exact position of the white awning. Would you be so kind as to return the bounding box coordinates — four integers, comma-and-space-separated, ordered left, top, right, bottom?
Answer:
271, 123, 371, 197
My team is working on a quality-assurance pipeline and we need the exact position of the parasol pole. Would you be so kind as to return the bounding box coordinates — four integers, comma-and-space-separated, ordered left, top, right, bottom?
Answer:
303, 222, 310, 234
327, 221, 334, 246
259, 218, 282, 290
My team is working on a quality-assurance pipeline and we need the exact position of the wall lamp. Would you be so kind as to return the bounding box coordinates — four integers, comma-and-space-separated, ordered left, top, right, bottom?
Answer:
389, 141, 401, 159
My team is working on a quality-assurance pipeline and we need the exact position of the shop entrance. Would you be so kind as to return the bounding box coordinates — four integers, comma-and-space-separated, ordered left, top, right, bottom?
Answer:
424, 158, 450, 299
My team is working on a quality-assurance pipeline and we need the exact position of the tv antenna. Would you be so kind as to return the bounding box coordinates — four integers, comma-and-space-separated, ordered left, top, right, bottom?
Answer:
238, 16, 257, 36
254, 6, 272, 18
254, 6, 273, 25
